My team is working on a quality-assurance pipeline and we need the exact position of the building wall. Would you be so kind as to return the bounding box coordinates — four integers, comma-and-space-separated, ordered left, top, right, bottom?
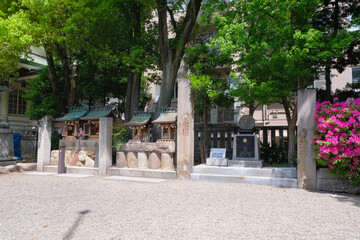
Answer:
0, 79, 39, 161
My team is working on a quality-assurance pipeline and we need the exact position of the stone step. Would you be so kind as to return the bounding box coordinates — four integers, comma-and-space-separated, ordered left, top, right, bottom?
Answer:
107, 167, 177, 179
193, 164, 297, 179
104, 176, 167, 183
43, 166, 100, 175
190, 173, 298, 188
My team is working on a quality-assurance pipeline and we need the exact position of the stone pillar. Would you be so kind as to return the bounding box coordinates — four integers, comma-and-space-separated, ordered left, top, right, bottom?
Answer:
37, 117, 52, 171
0, 92, 9, 118
99, 117, 113, 175
297, 89, 317, 190
176, 70, 194, 179
0, 128, 14, 158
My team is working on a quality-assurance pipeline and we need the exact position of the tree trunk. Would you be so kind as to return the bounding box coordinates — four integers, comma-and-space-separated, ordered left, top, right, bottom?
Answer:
287, 120, 297, 165
282, 97, 298, 165
155, 0, 202, 118
325, 65, 331, 100
125, 2, 143, 122
45, 49, 66, 115
201, 97, 208, 163
130, 73, 141, 114
69, 62, 78, 106
54, 43, 73, 107
125, 72, 134, 121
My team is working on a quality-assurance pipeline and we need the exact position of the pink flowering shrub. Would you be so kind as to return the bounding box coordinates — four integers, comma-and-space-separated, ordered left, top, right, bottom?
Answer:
313, 98, 360, 183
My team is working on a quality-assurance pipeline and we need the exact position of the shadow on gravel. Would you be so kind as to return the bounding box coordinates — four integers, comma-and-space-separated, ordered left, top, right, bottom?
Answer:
317, 191, 360, 208
63, 209, 91, 240
334, 194, 360, 208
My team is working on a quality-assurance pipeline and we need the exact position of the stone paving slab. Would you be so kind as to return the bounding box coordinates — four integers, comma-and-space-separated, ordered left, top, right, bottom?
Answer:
104, 176, 167, 183
24, 171, 57, 176
54, 173, 94, 178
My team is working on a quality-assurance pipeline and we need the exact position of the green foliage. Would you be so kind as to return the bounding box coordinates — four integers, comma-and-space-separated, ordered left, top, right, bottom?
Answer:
112, 124, 131, 151
260, 142, 287, 165
1, 0, 159, 114
184, 44, 234, 115
317, 83, 360, 103
51, 130, 62, 151
213, 0, 322, 105
23, 67, 60, 120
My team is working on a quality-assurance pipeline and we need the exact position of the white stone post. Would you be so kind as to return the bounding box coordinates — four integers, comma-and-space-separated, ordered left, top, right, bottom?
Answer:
176, 69, 194, 179
99, 117, 113, 175
0, 92, 9, 118
297, 89, 317, 190
37, 117, 52, 171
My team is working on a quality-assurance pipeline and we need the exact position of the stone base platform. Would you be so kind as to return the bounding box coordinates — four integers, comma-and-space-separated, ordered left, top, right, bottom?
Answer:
66, 167, 99, 175
43, 165, 176, 179
44, 166, 58, 173
107, 167, 176, 179
43, 166, 100, 175
191, 165, 297, 188
317, 168, 360, 194
0, 157, 18, 167
206, 158, 228, 166
228, 160, 263, 168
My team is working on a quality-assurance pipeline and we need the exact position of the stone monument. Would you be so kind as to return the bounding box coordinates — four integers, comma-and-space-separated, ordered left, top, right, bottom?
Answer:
0, 126, 18, 166
229, 115, 263, 168
206, 148, 228, 166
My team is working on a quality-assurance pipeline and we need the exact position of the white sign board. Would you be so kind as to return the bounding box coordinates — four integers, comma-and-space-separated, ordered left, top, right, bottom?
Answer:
209, 148, 226, 159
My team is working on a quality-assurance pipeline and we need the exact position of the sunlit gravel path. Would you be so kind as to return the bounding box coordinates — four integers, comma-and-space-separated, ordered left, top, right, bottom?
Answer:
0, 172, 359, 240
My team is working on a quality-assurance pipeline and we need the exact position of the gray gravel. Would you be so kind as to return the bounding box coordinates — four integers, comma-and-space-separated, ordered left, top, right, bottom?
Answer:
0, 172, 359, 240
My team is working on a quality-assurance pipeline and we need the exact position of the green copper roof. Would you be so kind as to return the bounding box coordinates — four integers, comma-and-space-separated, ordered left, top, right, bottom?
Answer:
124, 111, 152, 127
54, 105, 88, 121
81, 105, 113, 120
152, 107, 177, 124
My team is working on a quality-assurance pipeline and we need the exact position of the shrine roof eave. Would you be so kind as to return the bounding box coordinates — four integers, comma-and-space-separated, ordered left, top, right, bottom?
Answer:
152, 112, 177, 124
124, 112, 152, 127
81, 106, 113, 120
54, 106, 88, 121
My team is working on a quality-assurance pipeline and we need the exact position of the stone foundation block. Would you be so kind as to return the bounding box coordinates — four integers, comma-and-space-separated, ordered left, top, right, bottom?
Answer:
138, 152, 148, 169
161, 153, 174, 171
127, 152, 138, 168
69, 152, 79, 166
116, 152, 127, 168
148, 152, 161, 169
50, 150, 59, 166
85, 157, 95, 167
206, 158, 228, 166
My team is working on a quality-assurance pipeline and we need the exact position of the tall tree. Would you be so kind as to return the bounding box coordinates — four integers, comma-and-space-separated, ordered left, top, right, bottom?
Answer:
213, 0, 323, 162
313, 0, 360, 99
184, 44, 233, 162
0, 0, 158, 118
155, 0, 203, 117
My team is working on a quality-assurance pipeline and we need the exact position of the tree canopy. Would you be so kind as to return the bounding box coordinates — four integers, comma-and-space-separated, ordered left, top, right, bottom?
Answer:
210, 0, 359, 162
0, 0, 159, 119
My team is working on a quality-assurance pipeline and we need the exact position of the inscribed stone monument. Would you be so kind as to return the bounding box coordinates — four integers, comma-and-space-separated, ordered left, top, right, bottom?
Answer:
206, 148, 228, 166
230, 115, 263, 168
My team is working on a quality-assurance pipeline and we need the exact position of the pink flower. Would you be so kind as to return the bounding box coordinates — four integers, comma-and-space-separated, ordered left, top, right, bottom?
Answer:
349, 117, 356, 124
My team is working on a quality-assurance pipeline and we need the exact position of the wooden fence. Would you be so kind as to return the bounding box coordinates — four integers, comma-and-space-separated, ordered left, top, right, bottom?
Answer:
194, 123, 291, 160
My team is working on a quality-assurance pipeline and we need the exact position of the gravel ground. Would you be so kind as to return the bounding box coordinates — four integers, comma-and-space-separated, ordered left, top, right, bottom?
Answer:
0, 172, 359, 240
